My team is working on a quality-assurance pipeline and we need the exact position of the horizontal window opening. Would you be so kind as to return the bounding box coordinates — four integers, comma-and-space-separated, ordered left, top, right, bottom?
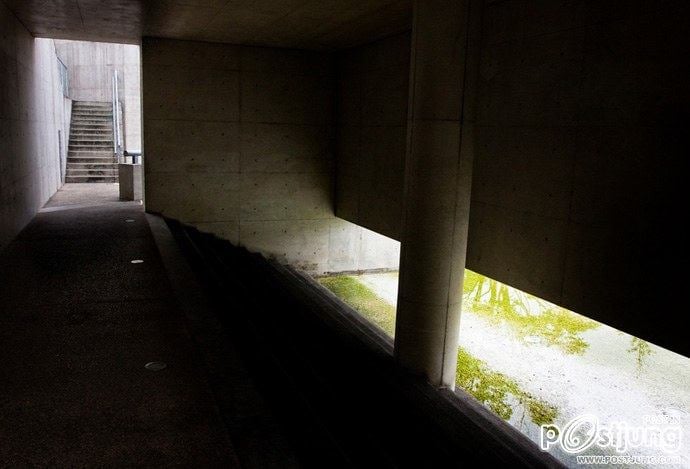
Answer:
317, 270, 689, 467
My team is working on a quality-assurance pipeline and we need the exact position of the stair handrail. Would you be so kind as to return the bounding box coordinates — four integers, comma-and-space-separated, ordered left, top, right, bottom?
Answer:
111, 70, 124, 161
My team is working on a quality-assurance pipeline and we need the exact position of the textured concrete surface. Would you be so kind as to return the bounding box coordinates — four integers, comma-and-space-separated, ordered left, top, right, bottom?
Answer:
393, 0, 479, 387
3, 0, 411, 50
147, 214, 301, 468
143, 38, 399, 274
44, 183, 120, 208
467, 0, 690, 355
335, 33, 410, 239
0, 4, 70, 252
0, 191, 251, 466
55, 40, 141, 152
118, 164, 143, 200
333, 1, 690, 356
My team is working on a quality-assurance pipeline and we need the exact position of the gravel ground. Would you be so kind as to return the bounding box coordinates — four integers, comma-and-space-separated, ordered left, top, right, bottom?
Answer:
357, 272, 690, 468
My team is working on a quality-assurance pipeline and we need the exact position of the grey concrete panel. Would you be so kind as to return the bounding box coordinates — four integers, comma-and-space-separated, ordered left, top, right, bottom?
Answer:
144, 65, 240, 122
240, 123, 331, 174
334, 125, 360, 222
240, 219, 332, 271
0, 6, 67, 251
472, 126, 577, 219
143, 38, 399, 275
145, 119, 241, 173
142, 37, 240, 70
146, 171, 240, 223
334, 32, 410, 241
240, 71, 332, 125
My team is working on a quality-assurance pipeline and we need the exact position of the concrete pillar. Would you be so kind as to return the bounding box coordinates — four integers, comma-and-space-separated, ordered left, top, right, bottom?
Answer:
394, 0, 479, 389
119, 163, 143, 201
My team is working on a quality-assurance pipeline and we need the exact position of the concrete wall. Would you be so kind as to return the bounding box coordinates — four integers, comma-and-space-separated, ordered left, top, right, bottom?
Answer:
470, 0, 689, 354
1, 4, 70, 251
335, 33, 410, 239
334, 3, 689, 354
142, 38, 399, 274
55, 40, 142, 152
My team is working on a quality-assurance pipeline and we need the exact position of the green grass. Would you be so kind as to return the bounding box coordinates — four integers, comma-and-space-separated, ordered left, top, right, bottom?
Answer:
463, 270, 599, 354
456, 347, 557, 425
318, 275, 397, 336
318, 274, 558, 426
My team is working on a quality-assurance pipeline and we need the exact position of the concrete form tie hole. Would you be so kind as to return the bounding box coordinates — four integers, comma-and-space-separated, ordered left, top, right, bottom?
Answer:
144, 361, 167, 371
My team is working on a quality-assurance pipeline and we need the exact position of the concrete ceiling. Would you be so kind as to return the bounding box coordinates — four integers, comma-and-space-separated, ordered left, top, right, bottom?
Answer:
2, 0, 411, 50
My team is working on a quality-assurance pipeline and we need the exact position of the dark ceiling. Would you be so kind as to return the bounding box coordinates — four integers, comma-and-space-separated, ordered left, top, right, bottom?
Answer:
2, 0, 411, 49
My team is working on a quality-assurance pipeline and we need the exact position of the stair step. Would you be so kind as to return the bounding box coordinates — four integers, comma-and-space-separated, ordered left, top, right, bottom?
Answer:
68, 147, 113, 152
70, 136, 113, 140
71, 114, 112, 119
70, 135, 113, 143
72, 127, 113, 130
70, 128, 113, 135
71, 126, 112, 130
72, 107, 112, 111
73, 109, 112, 114
69, 134, 114, 139
69, 149, 114, 153
67, 102, 117, 174
68, 151, 115, 157
68, 158, 118, 164
69, 144, 114, 148
68, 149, 113, 153
71, 136, 112, 140
66, 166, 118, 172
67, 153, 116, 158
65, 176, 118, 183
68, 148, 113, 152
67, 163, 118, 169
68, 157, 116, 162
69, 138, 114, 144
70, 144, 114, 148
73, 101, 111, 107
66, 169, 119, 177
72, 115, 113, 120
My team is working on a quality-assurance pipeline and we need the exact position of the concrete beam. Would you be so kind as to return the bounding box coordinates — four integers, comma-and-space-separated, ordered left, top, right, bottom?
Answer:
394, 0, 480, 389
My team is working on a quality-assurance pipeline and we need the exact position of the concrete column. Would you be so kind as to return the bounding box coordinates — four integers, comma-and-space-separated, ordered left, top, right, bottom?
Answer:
394, 0, 479, 389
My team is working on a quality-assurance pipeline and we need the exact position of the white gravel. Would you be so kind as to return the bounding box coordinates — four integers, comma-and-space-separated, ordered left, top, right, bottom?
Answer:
356, 272, 690, 468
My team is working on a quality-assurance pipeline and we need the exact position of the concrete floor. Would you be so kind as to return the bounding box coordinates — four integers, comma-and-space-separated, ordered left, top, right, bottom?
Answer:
0, 185, 294, 466
44, 183, 122, 208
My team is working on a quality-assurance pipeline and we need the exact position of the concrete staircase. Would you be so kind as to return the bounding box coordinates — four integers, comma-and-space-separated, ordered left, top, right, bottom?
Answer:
66, 101, 117, 183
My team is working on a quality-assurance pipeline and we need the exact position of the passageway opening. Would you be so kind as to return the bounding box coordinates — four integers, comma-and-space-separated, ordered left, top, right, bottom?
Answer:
47, 39, 143, 208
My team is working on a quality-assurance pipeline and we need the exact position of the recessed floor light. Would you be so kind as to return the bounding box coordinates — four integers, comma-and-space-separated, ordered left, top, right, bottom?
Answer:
125, 218, 135, 223
131, 259, 144, 264
144, 361, 167, 371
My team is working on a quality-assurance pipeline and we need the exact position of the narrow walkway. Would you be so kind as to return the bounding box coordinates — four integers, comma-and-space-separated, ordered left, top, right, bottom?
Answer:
0, 186, 294, 466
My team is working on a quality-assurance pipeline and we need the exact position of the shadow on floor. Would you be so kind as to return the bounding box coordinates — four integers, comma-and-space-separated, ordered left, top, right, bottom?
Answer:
0, 193, 297, 466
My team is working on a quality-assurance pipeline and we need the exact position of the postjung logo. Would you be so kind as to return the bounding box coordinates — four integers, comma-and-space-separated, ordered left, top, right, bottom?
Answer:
540, 413, 683, 455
